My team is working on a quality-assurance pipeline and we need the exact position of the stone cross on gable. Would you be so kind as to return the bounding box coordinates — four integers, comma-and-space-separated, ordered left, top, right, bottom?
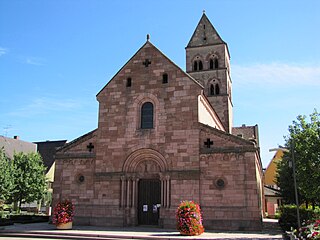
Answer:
143, 59, 151, 67
204, 138, 213, 148
87, 142, 94, 152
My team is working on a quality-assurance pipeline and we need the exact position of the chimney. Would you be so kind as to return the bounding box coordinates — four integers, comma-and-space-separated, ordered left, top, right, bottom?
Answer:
13, 136, 20, 140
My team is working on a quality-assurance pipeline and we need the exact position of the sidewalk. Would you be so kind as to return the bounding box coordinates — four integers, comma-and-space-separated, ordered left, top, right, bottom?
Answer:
0, 222, 285, 239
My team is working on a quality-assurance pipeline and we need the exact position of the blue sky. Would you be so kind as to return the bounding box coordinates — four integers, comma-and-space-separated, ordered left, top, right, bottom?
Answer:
1, 0, 319, 167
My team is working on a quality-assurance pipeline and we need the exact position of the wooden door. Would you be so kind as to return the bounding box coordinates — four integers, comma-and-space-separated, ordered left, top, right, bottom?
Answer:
138, 179, 161, 225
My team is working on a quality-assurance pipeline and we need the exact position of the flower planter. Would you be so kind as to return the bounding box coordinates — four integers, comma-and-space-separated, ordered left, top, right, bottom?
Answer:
56, 221, 72, 230
176, 200, 204, 236
180, 231, 201, 236
52, 200, 74, 229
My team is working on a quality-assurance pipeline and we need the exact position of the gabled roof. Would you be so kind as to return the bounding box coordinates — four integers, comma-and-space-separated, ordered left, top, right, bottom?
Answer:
0, 136, 36, 159
96, 40, 204, 98
186, 12, 229, 52
199, 122, 257, 148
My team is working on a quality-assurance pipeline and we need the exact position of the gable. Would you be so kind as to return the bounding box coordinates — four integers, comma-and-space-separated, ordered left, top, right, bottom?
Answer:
97, 41, 203, 100
56, 129, 97, 154
199, 123, 257, 154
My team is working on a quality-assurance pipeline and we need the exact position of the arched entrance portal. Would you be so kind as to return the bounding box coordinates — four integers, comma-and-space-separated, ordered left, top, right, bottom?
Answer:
121, 149, 170, 226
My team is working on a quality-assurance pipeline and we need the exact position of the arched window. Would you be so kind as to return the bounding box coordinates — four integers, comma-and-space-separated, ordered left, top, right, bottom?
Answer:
141, 102, 153, 129
209, 59, 214, 69
162, 73, 168, 84
215, 84, 220, 95
210, 84, 215, 95
199, 61, 203, 70
214, 59, 219, 69
193, 61, 198, 71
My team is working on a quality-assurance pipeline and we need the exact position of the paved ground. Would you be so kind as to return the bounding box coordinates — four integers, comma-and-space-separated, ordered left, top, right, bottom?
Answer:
0, 221, 285, 240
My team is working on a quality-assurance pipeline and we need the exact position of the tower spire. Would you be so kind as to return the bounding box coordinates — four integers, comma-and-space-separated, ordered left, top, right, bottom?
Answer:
185, 13, 233, 133
187, 13, 225, 48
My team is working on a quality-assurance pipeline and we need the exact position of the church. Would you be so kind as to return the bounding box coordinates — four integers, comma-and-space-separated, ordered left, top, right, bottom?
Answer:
53, 13, 264, 231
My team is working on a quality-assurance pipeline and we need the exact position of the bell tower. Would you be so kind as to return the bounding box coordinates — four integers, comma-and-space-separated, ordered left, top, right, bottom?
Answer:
186, 12, 233, 133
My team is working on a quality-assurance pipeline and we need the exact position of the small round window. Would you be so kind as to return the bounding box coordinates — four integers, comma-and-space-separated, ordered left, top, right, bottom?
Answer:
215, 178, 226, 189
79, 175, 85, 182
76, 174, 85, 184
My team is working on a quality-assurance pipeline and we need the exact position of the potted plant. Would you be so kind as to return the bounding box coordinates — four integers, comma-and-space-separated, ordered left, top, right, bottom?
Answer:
52, 199, 74, 229
176, 200, 204, 236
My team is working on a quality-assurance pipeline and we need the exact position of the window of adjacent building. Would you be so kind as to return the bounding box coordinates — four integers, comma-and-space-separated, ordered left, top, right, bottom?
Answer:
141, 102, 154, 129
162, 73, 168, 84
126, 77, 132, 87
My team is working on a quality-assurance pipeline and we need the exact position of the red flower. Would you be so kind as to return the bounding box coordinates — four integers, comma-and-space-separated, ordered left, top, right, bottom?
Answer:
52, 200, 75, 225
176, 200, 204, 236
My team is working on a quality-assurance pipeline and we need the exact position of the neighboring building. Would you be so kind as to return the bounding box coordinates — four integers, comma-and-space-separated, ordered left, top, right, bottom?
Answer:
0, 135, 37, 158
35, 140, 67, 214
35, 140, 67, 185
53, 13, 264, 230
264, 149, 284, 188
264, 149, 284, 217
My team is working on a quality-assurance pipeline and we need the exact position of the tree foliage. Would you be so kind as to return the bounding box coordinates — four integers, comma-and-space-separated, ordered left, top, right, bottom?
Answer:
0, 148, 14, 201
9, 152, 47, 209
276, 109, 320, 207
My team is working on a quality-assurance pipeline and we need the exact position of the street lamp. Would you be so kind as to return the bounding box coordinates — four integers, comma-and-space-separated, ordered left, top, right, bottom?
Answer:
269, 140, 301, 229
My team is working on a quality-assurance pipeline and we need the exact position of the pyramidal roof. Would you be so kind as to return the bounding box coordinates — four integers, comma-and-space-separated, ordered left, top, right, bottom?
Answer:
187, 12, 226, 48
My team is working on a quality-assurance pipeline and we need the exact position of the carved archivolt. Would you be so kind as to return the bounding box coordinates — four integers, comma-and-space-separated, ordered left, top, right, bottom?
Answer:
122, 148, 168, 173
120, 149, 170, 209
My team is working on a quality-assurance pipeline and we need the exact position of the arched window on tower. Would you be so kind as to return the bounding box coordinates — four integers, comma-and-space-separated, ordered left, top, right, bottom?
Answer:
193, 61, 198, 71
209, 59, 214, 69
210, 84, 215, 96
199, 61, 203, 70
209, 83, 220, 96
215, 84, 220, 95
214, 59, 219, 69
141, 102, 154, 129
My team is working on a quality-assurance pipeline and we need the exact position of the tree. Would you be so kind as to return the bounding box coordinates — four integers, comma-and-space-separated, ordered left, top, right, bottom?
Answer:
9, 152, 47, 210
276, 109, 320, 207
0, 148, 14, 202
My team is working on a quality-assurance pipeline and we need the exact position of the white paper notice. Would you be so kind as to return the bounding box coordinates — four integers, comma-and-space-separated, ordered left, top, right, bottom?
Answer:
143, 205, 148, 212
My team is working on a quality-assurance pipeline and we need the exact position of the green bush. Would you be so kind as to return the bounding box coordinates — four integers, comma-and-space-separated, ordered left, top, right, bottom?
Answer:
279, 205, 320, 231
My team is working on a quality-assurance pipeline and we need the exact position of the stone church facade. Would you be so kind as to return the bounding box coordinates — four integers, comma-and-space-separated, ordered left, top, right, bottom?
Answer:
53, 13, 264, 230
